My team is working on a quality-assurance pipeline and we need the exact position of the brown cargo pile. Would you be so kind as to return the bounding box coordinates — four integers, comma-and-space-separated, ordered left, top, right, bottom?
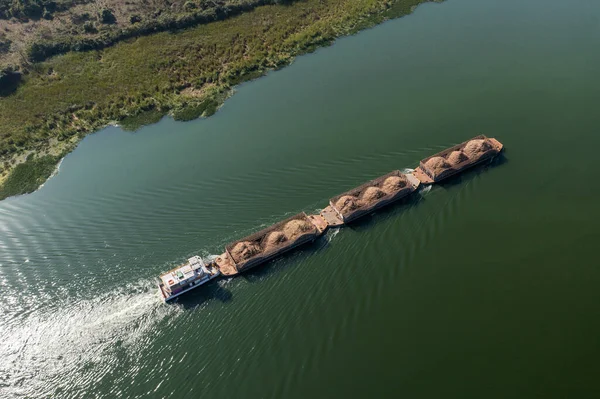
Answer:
230, 241, 261, 262
463, 139, 493, 159
419, 135, 500, 182
447, 150, 468, 165
329, 170, 418, 223
225, 213, 318, 272
424, 157, 451, 176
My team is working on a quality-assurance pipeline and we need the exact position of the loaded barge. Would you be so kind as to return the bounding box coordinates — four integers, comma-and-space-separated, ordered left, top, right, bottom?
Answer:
158, 135, 503, 302
413, 135, 503, 184
216, 213, 320, 277
328, 170, 420, 223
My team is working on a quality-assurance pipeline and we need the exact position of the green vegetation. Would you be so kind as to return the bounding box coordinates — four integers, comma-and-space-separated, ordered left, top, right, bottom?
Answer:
0, 37, 10, 54
0, 0, 65, 20
120, 109, 166, 131
0, 154, 62, 199
173, 93, 224, 121
0, 0, 437, 200
1, 1, 289, 68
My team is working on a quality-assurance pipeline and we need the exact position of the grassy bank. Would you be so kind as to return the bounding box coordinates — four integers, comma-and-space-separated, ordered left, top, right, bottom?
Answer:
0, 0, 438, 200
0, 154, 63, 199
0, 1, 284, 68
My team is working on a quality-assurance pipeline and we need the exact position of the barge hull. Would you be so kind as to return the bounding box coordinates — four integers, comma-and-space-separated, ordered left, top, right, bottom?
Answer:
341, 173, 420, 223
416, 135, 503, 184
329, 170, 420, 223
224, 212, 319, 274
160, 272, 220, 302
414, 151, 496, 184
234, 234, 316, 273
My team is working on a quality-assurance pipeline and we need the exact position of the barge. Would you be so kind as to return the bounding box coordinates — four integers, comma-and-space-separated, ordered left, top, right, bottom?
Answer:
217, 212, 320, 276
159, 135, 504, 302
158, 256, 220, 302
329, 170, 420, 223
413, 135, 503, 184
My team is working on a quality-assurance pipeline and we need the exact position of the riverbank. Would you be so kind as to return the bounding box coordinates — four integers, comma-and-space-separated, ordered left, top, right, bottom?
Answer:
0, 0, 440, 200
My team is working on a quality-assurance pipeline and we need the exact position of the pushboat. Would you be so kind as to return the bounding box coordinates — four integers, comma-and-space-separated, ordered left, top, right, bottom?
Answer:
157, 256, 220, 302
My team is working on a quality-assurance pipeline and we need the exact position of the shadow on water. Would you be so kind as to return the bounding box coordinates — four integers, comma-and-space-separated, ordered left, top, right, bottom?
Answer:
344, 189, 425, 233
240, 233, 332, 283
174, 280, 233, 309
435, 152, 508, 188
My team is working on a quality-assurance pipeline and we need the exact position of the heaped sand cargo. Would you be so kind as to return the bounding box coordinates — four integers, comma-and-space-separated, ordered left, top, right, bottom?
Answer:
329, 170, 420, 223
413, 135, 503, 184
218, 212, 319, 275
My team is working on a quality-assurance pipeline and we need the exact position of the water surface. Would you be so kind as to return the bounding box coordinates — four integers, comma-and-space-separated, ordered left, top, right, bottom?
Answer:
2, 0, 600, 397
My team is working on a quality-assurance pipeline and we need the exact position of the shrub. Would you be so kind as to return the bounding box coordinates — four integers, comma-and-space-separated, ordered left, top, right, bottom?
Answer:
119, 109, 165, 131
130, 14, 141, 24
83, 21, 97, 34
172, 99, 218, 121
0, 66, 21, 96
0, 38, 10, 54
71, 12, 90, 24
100, 9, 116, 24
0, 155, 61, 200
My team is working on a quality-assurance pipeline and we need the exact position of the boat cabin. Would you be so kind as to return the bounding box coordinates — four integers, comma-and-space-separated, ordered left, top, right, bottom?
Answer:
160, 256, 209, 295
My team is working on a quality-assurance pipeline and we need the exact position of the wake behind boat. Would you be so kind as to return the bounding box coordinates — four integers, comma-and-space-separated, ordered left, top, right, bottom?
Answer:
157, 256, 220, 302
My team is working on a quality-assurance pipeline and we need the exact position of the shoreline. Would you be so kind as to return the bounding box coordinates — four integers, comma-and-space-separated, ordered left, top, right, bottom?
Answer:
0, 0, 443, 201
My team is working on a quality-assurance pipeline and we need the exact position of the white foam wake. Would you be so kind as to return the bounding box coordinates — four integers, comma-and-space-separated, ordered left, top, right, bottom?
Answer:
0, 279, 177, 398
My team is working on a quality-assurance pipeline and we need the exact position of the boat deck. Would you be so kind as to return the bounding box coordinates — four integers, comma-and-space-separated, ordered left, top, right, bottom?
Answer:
320, 206, 344, 227
489, 138, 503, 152
405, 172, 422, 189
308, 214, 329, 234
216, 252, 239, 276
413, 167, 434, 185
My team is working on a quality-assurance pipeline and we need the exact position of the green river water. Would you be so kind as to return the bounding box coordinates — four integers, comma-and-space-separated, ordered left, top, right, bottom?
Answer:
2, 0, 600, 397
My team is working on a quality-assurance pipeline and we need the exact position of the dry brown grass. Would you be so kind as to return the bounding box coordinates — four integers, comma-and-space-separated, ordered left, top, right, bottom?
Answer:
0, 0, 263, 67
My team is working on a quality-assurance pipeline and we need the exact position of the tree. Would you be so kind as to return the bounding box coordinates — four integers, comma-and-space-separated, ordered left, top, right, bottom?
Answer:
100, 8, 116, 24
83, 21, 97, 33
0, 37, 11, 54
0, 65, 22, 96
